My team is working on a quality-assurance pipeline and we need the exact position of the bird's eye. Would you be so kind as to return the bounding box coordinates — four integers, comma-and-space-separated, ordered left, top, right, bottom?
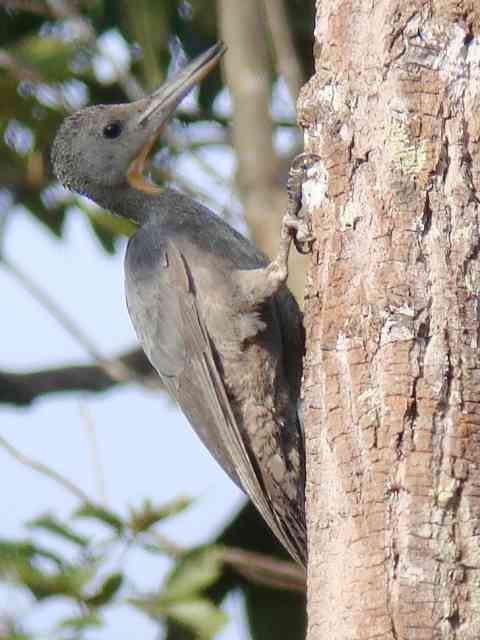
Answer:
102, 121, 123, 139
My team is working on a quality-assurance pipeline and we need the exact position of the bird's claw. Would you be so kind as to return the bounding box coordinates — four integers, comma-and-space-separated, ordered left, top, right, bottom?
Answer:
284, 152, 321, 255
281, 213, 314, 248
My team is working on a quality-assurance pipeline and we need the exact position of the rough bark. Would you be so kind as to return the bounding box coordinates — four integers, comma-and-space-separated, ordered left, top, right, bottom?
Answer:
300, 2, 480, 638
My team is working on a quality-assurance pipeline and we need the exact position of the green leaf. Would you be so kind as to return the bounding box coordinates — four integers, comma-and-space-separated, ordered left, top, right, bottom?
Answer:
87, 215, 116, 254
59, 612, 102, 631
80, 204, 137, 254
16, 562, 95, 601
14, 34, 76, 82
128, 496, 192, 533
165, 599, 228, 639
162, 547, 222, 602
85, 572, 123, 607
0, 541, 37, 584
27, 513, 88, 547
0, 539, 38, 563
129, 548, 225, 639
0, 538, 64, 569
131, 596, 227, 639
74, 503, 125, 534
87, 209, 137, 238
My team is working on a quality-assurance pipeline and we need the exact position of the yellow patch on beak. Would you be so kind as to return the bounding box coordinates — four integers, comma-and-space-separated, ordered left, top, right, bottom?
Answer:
127, 132, 165, 195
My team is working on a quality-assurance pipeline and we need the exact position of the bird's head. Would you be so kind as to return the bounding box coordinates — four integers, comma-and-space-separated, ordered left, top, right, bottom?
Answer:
51, 43, 225, 209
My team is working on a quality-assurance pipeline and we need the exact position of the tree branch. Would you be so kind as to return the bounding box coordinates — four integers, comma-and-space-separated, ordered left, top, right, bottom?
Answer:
217, 0, 307, 303
0, 347, 157, 407
1, 1, 54, 16
262, 0, 304, 101
220, 547, 306, 592
1, 254, 138, 384
0, 431, 92, 503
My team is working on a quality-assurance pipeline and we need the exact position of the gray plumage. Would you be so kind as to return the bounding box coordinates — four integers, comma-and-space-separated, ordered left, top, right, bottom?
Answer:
51, 43, 306, 565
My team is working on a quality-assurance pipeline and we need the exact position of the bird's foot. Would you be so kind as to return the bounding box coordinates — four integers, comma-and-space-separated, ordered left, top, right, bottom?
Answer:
266, 153, 320, 288
233, 153, 321, 307
284, 152, 320, 255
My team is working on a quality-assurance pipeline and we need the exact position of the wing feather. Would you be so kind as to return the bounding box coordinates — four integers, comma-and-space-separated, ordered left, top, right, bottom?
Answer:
125, 234, 303, 564
165, 243, 301, 563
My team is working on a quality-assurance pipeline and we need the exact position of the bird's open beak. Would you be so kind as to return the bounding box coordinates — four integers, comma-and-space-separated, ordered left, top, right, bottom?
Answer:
127, 42, 226, 193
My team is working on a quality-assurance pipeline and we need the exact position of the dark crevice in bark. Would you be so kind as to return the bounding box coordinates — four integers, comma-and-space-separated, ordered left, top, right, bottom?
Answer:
435, 132, 450, 184
405, 378, 418, 443
395, 430, 405, 460
439, 333, 454, 415
372, 409, 379, 449
463, 229, 480, 273
411, 305, 431, 451
392, 550, 399, 579
431, 332, 455, 528
421, 191, 432, 237
350, 148, 371, 179
418, 319, 431, 340
390, 612, 399, 640
444, 205, 453, 266
389, 543, 400, 640
448, 608, 461, 630
460, 111, 478, 204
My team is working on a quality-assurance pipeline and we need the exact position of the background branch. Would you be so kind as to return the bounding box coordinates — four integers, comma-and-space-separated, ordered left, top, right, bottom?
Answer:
217, 0, 307, 303
1, 255, 137, 384
0, 347, 156, 406
262, 0, 304, 101
0, 431, 92, 502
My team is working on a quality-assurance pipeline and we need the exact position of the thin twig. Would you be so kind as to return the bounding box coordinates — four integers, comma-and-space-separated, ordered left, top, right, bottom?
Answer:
145, 530, 185, 558
1, 254, 102, 359
0, 254, 133, 384
0, 0, 54, 16
262, 0, 304, 101
141, 530, 305, 591
79, 403, 108, 505
0, 432, 92, 503
220, 546, 306, 592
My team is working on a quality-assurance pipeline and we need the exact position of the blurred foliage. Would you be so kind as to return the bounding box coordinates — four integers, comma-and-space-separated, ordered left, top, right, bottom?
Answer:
0, 1, 312, 637
0, 500, 305, 639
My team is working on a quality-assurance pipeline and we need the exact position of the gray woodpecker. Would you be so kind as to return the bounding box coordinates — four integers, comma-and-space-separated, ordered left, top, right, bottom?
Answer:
51, 42, 314, 566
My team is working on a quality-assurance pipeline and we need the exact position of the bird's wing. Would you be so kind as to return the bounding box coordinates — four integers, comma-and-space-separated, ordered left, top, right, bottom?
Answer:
163, 243, 295, 551
176, 243, 304, 556
126, 236, 302, 563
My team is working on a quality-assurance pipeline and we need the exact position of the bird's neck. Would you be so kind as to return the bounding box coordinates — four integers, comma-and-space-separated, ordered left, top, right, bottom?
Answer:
91, 183, 178, 226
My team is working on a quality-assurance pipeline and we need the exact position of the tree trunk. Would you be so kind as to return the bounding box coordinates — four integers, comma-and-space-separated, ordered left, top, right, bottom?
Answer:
300, 2, 480, 638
